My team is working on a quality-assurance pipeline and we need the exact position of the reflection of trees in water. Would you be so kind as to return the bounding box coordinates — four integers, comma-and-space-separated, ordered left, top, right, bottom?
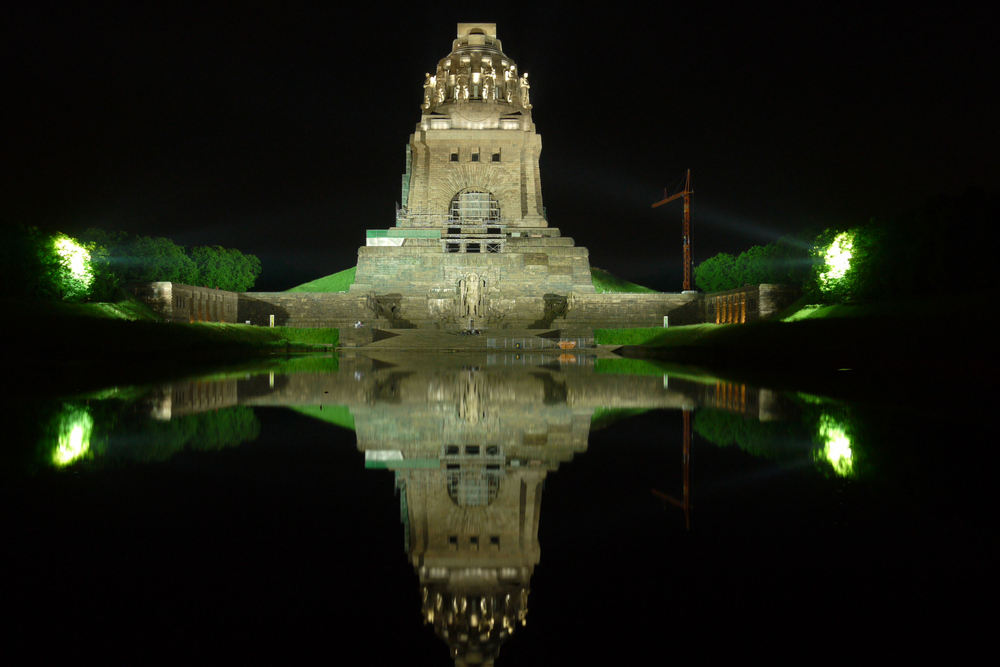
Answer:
694, 403, 859, 477
50, 403, 261, 466
101, 406, 260, 463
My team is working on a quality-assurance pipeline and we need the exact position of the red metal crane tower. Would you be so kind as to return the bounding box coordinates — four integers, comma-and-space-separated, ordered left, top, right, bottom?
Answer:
651, 169, 694, 291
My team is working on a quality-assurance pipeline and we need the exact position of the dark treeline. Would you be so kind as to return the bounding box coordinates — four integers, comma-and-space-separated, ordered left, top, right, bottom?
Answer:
79, 229, 262, 295
0, 225, 262, 302
694, 190, 996, 302
0, 223, 63, 300
693, 241, 813, 293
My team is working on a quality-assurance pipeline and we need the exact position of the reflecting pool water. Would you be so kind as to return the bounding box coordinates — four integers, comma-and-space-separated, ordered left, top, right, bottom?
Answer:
2, 351, 991, 663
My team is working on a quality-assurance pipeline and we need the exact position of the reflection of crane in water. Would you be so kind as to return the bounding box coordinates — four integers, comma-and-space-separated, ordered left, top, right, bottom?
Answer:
650, 380, 761, 530
651, 409, 692, 531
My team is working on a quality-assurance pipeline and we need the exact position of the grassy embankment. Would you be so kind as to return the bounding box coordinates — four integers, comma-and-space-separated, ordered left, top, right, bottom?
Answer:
285, 265, 652, 294
589, 267, 659, 294
595, 294, 990, 398
11, 298, 339, 395
10, 265, 359, 395
285, 266, 356, 292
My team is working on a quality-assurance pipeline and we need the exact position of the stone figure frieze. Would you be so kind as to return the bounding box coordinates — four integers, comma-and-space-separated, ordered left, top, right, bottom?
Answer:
421, 39, 531, 112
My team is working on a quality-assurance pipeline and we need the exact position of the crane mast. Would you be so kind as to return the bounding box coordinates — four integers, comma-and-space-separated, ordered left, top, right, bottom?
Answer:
651, 168, 693, 291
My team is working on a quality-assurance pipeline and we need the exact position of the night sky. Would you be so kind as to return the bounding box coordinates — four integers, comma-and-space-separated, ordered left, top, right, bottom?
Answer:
7, 3, 996, 291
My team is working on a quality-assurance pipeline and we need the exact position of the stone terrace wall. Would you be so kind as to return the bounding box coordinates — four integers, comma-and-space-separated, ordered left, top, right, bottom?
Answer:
702, 284, 799, 323
129, 282, 238, 323
557, 293, 702, 329
132, 282, 796, 332
759, 284, 800, 319
351, 243, 596, 297
238, 292, 368, 328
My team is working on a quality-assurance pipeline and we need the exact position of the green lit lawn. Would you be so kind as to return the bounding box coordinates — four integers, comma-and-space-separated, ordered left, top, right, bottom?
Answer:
44, 298, 162, 321
595, 324, 718, 346
15, 300, 343, 395
590, 267, 659, 293
782, 303, 879, 321
286, 267, 356, 292
289, 405, 356, 431
594, 357, 671, 376
268, 326, 339, 346
590, 407, 650, 430
284, 266, 653, 295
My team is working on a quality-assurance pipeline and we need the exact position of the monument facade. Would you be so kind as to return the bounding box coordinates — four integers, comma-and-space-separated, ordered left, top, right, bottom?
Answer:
349, 23, 598, 329
134, 24, 710, 333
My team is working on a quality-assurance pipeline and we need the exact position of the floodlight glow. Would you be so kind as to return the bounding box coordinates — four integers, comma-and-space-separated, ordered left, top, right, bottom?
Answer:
818, 231, 854, 291
816, 413, 853, 477
53, 235, 94, 299
54, 236, 93, 285
52, 407, 94, 467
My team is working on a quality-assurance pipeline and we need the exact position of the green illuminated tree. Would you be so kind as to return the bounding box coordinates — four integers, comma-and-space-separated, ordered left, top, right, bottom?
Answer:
123, 235, 199, 284
807, 226, 882, 303
695, 240, 813, 292
80, 229, 261, 292
694, 252, 739, 292
0, 223, 61, 300
189, 245, 262, 291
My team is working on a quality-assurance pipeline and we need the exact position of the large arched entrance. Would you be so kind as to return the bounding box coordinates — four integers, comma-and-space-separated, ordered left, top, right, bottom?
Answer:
449, 190, 500, 224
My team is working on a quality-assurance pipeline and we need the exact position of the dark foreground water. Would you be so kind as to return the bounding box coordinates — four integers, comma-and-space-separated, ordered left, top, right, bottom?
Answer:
2, 352, 993, 663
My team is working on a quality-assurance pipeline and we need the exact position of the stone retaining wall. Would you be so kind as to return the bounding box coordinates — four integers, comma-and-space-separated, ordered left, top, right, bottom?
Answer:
237, 292, 368, 328
130, 282, 797, 333
128, 282, 238, 323
702, 284, 800, 324
558, 293, 702, 329
350, 245, 596, 298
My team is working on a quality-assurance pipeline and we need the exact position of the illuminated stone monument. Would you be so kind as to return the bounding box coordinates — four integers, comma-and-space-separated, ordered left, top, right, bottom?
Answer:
133, 23, 703, 332
349, 23, 597, 329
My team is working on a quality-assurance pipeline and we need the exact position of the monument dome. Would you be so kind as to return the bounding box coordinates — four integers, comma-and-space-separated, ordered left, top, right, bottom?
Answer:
421, 22, 532, 120
399, 22, 546, 229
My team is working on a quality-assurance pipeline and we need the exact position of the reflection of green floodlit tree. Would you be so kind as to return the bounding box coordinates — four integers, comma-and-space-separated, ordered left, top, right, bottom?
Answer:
51, 405, 94, 467
815, 413, 854, 477
693, 408, 813, 460
694, 404, 862, 478
109, 407, 261, 463
54, 405, 261, 466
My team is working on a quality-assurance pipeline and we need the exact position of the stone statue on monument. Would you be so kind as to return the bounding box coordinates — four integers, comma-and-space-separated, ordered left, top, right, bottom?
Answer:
519, 72, 531, 109
422, 73, 434, 109
460, 274, 485, 318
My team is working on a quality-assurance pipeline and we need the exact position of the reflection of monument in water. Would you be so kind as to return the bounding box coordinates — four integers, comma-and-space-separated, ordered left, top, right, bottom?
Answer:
358, 366, 594, 665
152, 350, 781, 664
